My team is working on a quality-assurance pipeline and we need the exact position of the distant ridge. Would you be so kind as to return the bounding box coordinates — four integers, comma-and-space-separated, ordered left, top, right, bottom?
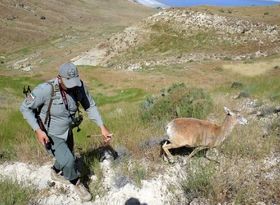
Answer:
132, 0, 169, 8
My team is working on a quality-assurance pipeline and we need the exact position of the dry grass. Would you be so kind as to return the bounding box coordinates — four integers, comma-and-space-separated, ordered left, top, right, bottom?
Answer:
183, 136, 279, 204
189, 5, 280, 25
0, 0, 154, 77
209, 158, 279, 204
221, 121, 277, 159
223, 57, 280, 77
0, 179, 35, 205
0, 0, 154, 54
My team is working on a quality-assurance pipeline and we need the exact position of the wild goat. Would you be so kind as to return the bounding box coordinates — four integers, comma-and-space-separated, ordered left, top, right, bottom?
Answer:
162, 107, 248, 163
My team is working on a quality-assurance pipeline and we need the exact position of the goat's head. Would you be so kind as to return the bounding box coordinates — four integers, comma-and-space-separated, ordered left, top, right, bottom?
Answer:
224, 106, 248, 125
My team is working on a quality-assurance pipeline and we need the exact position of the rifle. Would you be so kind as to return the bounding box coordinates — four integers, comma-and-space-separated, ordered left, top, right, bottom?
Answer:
23, 86, 53, 150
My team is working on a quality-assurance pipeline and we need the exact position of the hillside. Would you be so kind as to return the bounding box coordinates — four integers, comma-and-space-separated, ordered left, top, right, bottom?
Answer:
73, 6, 280, 70
0, 0, 154, 74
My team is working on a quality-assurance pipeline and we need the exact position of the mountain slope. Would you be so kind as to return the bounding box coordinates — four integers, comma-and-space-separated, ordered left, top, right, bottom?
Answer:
73, 6, 280, 69
0, 0, 154, 70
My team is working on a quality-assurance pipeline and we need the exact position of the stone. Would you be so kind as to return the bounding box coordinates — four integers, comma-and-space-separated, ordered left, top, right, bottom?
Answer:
206, 148, 219, 162
22, 66, 32, 72
231, 81, 243, 89
7, 15, 17, 20
236, 91, 250, 99
47, 181, 55, 187
190, 198, 210, 205
114, 175, 131, 188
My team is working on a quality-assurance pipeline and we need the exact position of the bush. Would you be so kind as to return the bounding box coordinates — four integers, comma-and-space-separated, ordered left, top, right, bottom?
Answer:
182, 160, 216, 200
140, 83, 212, 123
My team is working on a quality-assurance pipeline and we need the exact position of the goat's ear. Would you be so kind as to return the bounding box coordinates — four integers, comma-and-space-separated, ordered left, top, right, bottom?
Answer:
224, 106, 231, 114
224, 107, 235, 116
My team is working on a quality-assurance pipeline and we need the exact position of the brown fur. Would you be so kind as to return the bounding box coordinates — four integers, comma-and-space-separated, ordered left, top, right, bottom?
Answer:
162, 108, 246, 162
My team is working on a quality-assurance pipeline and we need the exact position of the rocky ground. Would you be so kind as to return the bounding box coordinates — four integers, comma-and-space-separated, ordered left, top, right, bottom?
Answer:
0, 147, 278, 204
0, 156, 187, 204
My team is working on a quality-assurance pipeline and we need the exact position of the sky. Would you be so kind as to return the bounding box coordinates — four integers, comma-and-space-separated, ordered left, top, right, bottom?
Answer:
135, 0, 280, 8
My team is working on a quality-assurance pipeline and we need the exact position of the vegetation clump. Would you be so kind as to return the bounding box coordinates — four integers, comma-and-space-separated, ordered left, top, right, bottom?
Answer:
182, 158, 280, 204
0, 179, 34, 205
140, 83, 212, 123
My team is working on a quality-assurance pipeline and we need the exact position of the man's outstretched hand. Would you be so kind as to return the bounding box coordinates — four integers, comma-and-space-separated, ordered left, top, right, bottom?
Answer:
100, 125, 112, 144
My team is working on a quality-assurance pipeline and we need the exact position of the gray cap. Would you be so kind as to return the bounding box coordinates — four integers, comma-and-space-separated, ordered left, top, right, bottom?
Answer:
59, 63, 82, 88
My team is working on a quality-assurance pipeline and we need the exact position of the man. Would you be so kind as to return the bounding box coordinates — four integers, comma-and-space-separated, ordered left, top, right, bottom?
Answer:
20, 62, 112, 201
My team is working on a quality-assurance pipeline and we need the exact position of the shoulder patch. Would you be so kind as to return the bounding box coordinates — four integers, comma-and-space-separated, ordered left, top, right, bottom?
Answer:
26, 93, 35, 104
54, 84, 59, 92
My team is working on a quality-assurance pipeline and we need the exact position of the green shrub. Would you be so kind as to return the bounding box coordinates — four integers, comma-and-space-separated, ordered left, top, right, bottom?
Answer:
140, 83, 212, 123
182, 160, 216, 200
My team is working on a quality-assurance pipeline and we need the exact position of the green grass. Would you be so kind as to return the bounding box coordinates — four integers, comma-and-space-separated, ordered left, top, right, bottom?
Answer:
0, 76, 48, 161
132, 29, 220, 59
0, 110, 27, 152
244, 74, 280, 101
0, 179, 34, 205
214, 70, 280, 102
0, 76, 41, 97
94, 88, 146, 106
220, 120, 278, 159
111, 22, 239, 64
0, 109, 46, 162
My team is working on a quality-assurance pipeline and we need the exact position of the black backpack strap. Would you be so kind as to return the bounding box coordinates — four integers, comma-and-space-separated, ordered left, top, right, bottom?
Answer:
77, 81, 90, 110
44, 82, 55, 128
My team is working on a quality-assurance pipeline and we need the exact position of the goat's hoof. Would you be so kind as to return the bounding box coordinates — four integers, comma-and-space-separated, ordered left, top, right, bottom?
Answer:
177, 157, 185, 165
162, 155, 168, 162
168, 159, 175, 164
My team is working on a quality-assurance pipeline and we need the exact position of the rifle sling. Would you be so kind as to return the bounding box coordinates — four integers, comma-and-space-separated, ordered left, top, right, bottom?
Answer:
44, 82, 55, 128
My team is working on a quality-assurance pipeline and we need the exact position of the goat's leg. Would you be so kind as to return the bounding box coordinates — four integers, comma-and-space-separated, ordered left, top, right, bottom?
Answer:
162, 141, 178, 163
186, 146, 207, 161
